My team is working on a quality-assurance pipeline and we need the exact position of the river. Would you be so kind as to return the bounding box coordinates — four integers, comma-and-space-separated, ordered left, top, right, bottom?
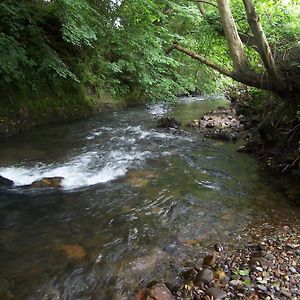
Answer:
0, 96, 299, 299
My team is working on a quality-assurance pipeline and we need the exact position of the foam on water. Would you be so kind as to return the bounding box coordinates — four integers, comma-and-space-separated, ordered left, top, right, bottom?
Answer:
0, 149, 150, 190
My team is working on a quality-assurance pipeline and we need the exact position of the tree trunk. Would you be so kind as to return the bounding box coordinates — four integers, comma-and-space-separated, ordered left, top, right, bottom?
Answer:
216, 0, 250, 72
197, 2, 206, 15
242, 0, 287, 91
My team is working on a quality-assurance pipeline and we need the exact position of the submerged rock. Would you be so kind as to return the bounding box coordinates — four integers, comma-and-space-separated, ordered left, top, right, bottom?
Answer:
31, 177, 64, 188
60, 244, 86, 259
0, 176, 14, 187
124, 170, 156, 187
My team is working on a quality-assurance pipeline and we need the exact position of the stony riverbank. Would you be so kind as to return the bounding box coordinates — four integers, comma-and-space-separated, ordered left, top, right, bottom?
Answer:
133, 222, 300, 300
187, 107, 246, 141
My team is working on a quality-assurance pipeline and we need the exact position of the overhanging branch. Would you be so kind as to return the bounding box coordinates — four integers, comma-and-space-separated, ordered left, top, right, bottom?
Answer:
166, 43, 275, 91
166, 43, 232, 77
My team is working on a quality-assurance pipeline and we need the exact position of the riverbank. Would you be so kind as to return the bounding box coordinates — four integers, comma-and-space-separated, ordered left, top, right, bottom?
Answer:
134, 220, 300, 300
0, 87, 128, 138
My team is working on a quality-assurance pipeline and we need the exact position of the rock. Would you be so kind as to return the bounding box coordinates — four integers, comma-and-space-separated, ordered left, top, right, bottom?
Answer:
257, 284, 268, 292
194, 268, 214, 284
133, 288, 148, 300
60, 244, 86, 259
31, 177, 64, 188
181, 268, 198, 281
206, 287, 227, 299
157, 117, 181, 129
147, 283, 175, 300
202, 254, 217, 266
281, 289, 292, 298
0, 176, 14, 187
229, 280, 243, 287
214, 243, 224, 252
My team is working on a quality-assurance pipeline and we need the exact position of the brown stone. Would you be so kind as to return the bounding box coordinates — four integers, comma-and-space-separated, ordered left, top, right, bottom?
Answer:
31, 177, 64, 188
133, 288, 148, 300
203, 253, 217, 267
148, 283, 175, 300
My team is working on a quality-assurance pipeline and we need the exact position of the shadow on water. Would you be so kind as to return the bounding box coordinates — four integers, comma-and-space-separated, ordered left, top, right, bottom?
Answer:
0, 97, 299, 299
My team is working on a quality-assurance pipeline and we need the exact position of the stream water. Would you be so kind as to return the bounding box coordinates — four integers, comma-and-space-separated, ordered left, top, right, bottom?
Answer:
0, 96, 299, 299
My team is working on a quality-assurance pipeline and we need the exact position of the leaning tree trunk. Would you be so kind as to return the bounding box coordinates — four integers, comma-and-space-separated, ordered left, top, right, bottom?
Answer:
216, 0, 250, 73
197, 2, 206, 15
242, 0, 287, 92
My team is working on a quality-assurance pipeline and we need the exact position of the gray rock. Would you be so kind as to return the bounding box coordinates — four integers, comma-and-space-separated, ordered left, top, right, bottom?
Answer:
194, 268, 213, 284
206, 287, 227, 299
257, 284, 268, 292
229, 280, 243, 287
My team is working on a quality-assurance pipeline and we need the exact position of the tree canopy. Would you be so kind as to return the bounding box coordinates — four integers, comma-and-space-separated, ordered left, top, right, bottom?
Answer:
0, 0, 299, 108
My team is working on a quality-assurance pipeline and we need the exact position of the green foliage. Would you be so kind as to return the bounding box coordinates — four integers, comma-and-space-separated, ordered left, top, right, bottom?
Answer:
1, 0, 299, 132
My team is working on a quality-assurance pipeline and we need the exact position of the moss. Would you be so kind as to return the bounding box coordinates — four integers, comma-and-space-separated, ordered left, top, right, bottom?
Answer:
0, 82, 128, 138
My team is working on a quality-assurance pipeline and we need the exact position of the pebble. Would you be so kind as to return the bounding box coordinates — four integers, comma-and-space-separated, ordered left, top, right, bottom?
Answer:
206, 287, 227, 299
257, 284, 268, 292
214, 243, 224, 252
229, 280, 243, 286
194, 268, 213, 284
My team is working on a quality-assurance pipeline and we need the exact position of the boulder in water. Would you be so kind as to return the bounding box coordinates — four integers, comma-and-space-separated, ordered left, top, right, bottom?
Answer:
31, 177, 64, 188
0, 175, 14, 187
157, 117, 181, 129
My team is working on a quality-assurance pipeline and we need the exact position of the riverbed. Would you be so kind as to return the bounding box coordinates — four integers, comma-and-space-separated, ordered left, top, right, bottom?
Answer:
0, 96, 299, 299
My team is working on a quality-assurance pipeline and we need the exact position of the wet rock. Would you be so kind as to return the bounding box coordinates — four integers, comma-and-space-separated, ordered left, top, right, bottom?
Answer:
0, 176, 14, 187
206, 287, 227, 299
124, 170, 156, 188
157, 117, 181, 129
60, 244, 86, 259
194, 268, 213, 284
148, 283, 175, 300
31, 177, 64, 188
162, 243, 176, 255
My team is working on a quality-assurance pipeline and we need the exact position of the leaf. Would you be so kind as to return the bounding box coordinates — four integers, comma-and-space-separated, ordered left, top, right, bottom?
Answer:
243, 278, 252, 286
239, 269, 250, 276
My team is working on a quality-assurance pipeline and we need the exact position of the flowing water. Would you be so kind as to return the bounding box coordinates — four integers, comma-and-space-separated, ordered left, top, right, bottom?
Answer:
0, 96, 299, 299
